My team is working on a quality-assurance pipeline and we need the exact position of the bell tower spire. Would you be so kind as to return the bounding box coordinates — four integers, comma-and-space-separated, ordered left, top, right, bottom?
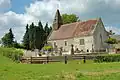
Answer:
53, 9, 63, 30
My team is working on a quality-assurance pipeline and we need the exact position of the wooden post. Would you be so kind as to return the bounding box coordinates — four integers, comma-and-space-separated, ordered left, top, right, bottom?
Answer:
31, 57, 32, 64
83, 56, 86, 63
47, 56, 49, 63
65, 56, 67, 64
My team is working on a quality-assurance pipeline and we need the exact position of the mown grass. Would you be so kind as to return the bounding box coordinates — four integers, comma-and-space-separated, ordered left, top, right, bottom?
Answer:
1, 54, 120, 80
1, 48, 120, 80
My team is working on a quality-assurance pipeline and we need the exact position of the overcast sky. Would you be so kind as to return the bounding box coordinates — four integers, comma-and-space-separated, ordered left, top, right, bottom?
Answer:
0, 0, 120, 42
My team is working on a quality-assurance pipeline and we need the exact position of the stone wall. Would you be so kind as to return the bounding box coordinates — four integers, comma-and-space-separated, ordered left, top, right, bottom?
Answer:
93, 19, 109, 51
48, 36, 94, 53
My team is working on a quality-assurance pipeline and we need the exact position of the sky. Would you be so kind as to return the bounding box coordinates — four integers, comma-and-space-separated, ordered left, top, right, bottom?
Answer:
0, 0, 120, 43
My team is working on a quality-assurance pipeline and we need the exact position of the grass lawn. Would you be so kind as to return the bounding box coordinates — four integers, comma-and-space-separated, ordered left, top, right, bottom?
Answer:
1, 54, 120, 80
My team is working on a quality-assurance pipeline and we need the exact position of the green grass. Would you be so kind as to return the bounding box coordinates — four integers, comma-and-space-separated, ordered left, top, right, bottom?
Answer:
1, 54, 120, 80
1, 48, 120, 80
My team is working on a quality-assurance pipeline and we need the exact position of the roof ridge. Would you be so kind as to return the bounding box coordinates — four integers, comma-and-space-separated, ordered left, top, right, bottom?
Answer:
61, 18, 98, 26
61, 21, 79, 26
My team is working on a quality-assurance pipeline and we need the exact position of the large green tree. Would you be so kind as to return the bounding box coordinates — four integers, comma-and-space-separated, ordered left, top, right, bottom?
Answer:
37, 21, 45, 49
23, 24, 30, 50
1, 28, 14, 47
44, 23, 49, 40
22, 21, 52, 50
29, 22, 35, 50
62, 14, 80, 24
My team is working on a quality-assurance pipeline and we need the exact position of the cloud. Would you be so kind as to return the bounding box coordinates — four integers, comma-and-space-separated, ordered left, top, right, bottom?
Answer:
0, 0, 120, 42
0, 0, 11, 12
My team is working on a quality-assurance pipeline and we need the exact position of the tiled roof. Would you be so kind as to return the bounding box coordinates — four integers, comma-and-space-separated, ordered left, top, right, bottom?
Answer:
49, 19, 98, 40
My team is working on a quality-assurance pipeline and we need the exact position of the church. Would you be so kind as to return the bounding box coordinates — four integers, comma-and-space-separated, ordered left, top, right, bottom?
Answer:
48, 10, 109, 53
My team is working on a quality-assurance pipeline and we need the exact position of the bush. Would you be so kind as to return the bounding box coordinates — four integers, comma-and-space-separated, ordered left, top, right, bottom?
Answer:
94, 54, 120, 63
43, 46, 53, 51
0, 47, 23, 62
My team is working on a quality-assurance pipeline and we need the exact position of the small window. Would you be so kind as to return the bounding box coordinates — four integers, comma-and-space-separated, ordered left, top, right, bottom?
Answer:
65, 41, 67, 46
87, 49, 89, 52
80, 39, 85, 45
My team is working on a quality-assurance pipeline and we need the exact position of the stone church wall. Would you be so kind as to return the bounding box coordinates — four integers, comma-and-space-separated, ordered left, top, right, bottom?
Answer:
93, 19, 109, 51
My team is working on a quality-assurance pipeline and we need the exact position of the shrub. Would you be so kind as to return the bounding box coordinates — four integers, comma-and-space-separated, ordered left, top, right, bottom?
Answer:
43, 46, 53, 51
94, 54, 120, 63
0, 47, 23, 62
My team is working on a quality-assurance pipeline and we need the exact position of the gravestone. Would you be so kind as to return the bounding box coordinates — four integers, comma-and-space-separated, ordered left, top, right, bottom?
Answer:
59, 47, 63, 56
71, 44, 74, 55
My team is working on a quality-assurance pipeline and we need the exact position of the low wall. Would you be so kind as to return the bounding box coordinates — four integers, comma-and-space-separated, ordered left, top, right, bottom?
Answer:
23, 50, 39, 57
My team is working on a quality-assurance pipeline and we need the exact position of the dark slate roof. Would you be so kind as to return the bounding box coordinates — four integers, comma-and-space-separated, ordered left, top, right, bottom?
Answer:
48, 19, 98, 40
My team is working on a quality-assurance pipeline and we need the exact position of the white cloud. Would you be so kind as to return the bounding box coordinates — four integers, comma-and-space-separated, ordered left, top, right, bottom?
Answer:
1, 0, 120, 42
0, 0, 11, 12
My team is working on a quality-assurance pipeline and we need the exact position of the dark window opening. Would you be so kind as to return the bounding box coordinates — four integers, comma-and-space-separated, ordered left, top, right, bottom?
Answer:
65, 41, 67, 46
87, 49, 89, 52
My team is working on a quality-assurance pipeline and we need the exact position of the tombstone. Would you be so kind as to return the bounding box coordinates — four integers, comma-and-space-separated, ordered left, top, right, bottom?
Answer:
54, 45, 58, 54
59, 47, 63, 56
71, 44, 74, 55
34, 49, 39, 57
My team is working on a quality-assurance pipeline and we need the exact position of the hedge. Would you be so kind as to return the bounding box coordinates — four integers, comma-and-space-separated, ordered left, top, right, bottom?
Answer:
0, 47, 23, 62
94, 54, 120, 63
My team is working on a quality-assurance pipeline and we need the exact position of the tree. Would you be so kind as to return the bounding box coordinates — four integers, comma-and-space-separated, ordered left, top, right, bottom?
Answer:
44, 23, 49, 38
13, 40, 21, 48
23, 24, 30, 50
22, 21, 52, 50
105, 37, 117, 44
1, 28, 14, 47
105, 37, 118, 51
37, 21, 45, 49
62, 14, 80, 24
29, 22, 35, 50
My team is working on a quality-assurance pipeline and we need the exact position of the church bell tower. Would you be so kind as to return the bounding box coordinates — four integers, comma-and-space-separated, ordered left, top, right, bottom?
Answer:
53, 9, 63, 30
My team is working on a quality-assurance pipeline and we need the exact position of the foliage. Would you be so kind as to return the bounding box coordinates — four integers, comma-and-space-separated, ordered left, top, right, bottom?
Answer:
23, 24, 30, 50
62, 14, 80, 24
94, 54, 120, 63
0, 47, 23, 62
1, 28, 14, 47
13, 41, 24, 49
29, 22, 35, 50
105, 37, 117, 44
23, 21, 52, 50
43, 45, 53, 50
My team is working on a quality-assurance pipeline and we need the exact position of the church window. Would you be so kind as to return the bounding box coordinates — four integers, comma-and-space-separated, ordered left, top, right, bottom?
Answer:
65, 41, 67, 46
80, 39, 85, 45
87, 49, 89, 52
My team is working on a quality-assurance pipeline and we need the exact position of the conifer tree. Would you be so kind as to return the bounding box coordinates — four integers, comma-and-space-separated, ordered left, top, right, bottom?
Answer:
1, 28, 14, 47
44, 22, 49, 40
38, 21, 45, 49
23, 24, 30, 50
29, 22, 35, 50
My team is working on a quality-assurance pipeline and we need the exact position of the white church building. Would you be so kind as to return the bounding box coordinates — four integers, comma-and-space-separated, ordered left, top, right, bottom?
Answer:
48, 10, 109, 53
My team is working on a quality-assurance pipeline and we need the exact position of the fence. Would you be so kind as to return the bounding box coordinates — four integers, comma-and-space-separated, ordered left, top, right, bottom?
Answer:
21, 54, 98, 64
